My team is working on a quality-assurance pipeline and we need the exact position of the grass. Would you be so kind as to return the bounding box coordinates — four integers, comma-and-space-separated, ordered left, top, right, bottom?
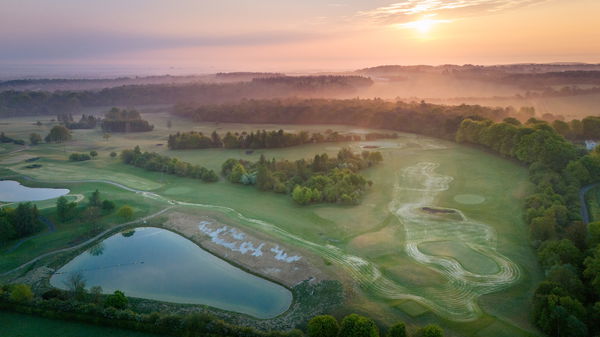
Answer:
0, 112, 543, 336
0, 178, 165, 272
0, 311, 161, 337
586, 185, 600, 222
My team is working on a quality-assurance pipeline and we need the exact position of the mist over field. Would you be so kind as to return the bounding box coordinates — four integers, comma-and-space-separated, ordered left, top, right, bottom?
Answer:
1, 1, 600, 337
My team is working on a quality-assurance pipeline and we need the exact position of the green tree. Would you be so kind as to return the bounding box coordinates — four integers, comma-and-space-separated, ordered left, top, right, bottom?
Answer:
110, 151, 117, 158
307, 315, 339, 337
56, 196, 69, 221
387, 322, 406, 337
589, 222, 600, 248
89, 189, 101, 207
292, 185, 313, 205
29, 133, 42, 145
338, 314, 379, 337
0, 216, 16, 243
44, 125, 72, 143
584, 246, 600, 296
13, 202, 39, 237
416, 324, 443, 337
105, 290, 128, 309
10, 284, 33, 302
89, 150, 98, 159
117, 205, 134, 220
228, 163, 247, 183
537, 239, 583, 270
101, 200, 115, 211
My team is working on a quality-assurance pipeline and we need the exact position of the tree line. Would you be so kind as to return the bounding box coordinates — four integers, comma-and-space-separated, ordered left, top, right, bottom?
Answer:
167, 129, 397, 150
0, 76, 373, 117
0, 203, 40, 245
120, 146, 218, 182
456, 117, 600, 337
101, 107, 153, 133
222, 148, 383, 205
172, 98, 537, 141
0, 281, 443, 337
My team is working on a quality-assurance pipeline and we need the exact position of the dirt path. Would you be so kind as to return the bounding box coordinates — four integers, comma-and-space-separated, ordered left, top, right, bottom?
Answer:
1, 206, 174, 277
580, 183, 599, 224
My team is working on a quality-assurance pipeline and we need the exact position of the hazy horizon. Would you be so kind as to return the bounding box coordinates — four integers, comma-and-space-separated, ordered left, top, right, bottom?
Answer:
2, 0, 599, 77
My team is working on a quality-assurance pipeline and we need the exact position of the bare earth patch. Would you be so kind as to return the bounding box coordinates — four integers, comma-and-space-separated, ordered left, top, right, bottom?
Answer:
164, 212, 327, 287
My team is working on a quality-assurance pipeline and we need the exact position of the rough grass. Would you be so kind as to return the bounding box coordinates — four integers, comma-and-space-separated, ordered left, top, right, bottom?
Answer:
0, 113, 543, 336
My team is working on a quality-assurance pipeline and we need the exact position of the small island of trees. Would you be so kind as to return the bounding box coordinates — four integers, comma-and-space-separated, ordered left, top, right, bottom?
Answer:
222, 148, 383, 205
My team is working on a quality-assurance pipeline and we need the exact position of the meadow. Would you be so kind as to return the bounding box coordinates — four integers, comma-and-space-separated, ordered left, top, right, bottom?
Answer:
0, 110, 542, 336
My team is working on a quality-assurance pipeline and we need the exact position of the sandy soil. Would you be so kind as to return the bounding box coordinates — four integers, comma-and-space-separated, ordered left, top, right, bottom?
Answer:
163, 211, 328, 287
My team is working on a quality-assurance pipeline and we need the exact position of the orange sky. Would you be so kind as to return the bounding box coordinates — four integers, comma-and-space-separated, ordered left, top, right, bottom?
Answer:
1, 0, 598, 72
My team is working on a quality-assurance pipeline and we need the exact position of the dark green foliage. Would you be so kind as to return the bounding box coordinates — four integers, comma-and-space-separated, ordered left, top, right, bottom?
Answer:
120, 146, 217, 183
168, 129, 368, 150
537, 239, 583, 270
45, 125, 71, 143
101, 108, 153, 133
416, 324, 443, 337
306, 315, 339, 337
173, 98, 516, 140
56, 196, 76, 222
66, 114, 97, 129
0, 76, 372, 117
29, 132, 42, 145
9, 284, 33, 302
90, 150, 98, 159
11, 203, 40, 238
101, 200, 116, 211
110, 151, 117, 158
89, 189, 101, 207
584, 246, 600, 297
387, 322, 406, 337
0, 132, 25, 145
104, 290, 128, 309
338, 314, 379, 337
223, 148, 381, 205
69, 153, 91, 161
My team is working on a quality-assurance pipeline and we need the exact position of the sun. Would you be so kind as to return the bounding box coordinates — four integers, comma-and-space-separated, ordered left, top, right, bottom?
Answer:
409, 19, 436, 34
396, 17, 452, 36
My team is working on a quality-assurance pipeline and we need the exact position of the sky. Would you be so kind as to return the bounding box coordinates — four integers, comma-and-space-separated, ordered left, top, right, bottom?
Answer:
1, 0, 599, 74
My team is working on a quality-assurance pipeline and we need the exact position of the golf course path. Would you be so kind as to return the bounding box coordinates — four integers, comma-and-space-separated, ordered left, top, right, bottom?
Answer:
1, 206, 174, 277
580, 183, 599, 224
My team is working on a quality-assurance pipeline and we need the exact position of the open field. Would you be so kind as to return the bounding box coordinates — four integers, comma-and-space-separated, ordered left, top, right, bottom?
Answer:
0, 111, 542, 336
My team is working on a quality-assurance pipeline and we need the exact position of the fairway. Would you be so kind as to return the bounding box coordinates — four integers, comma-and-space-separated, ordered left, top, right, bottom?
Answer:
0, 113, 541, 336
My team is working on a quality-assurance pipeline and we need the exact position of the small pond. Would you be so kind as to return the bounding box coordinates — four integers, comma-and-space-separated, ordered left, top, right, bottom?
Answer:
50, 227, 292, 318
0, 180, 69, 202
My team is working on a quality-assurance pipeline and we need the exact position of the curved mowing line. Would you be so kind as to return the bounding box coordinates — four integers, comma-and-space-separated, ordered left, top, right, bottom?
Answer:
389, 162, 521, 319
7, 159, 520, 321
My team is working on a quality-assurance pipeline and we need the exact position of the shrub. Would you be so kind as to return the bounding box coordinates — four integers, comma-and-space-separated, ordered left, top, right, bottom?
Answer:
416, 324, 443, 337
105, 290, 128, 309
117, 206, 134, 220
387, 322, 406, 337
101, 200, 116, 211
10, 284, 33, 302
307, 315, 339, 337
339, 314, 379, 337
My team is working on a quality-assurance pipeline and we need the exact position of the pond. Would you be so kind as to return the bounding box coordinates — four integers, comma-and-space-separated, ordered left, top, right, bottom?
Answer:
50, 227, 292, 318
0, 180, 69, 202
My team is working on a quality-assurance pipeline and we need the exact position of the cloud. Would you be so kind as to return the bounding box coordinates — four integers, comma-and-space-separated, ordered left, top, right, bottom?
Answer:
0, 30, 324, 61
359, 0, 548, 25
